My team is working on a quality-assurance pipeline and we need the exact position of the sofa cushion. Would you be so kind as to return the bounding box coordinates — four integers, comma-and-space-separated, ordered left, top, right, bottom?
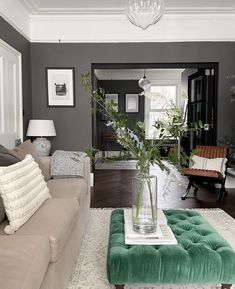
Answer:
0, 235, 50, 289
11, 140, 50, 181
0, 198, 5, 224
14, 198, 79, 262
47, 177, 87, 204
0, 155, 51, 234
0, 144, 21, 166
0, 144, 21, 223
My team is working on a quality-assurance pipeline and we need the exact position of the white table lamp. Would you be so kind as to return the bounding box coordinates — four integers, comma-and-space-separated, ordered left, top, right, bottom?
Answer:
27, 119, 56, 156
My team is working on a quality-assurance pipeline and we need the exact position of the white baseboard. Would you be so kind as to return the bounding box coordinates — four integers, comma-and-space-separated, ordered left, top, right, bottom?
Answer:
90, 173, 94, 187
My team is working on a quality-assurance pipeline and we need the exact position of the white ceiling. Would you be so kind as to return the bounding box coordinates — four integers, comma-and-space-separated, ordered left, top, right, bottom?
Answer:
20, 0, 235, 14
95, 69, 185, 81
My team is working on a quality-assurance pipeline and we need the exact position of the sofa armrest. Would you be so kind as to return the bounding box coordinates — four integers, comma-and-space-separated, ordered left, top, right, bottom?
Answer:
39, 156, 51, 181
84, 156, 91, 195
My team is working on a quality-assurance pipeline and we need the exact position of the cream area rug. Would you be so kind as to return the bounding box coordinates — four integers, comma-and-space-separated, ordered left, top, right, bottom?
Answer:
67, 209, 235, 289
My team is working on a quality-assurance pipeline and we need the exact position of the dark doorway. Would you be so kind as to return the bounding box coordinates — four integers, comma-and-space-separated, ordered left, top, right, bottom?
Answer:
188, 68, 216, 150
91, 62, 218, 154
91, 62, 219, 207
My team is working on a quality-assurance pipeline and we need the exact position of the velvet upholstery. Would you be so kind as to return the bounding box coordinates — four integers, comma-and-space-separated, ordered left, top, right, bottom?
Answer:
107, 210, 235, 285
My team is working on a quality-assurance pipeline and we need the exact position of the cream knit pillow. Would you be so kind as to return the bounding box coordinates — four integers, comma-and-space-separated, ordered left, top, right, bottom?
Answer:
0, 154, 51, 234
190, 155, 227, 177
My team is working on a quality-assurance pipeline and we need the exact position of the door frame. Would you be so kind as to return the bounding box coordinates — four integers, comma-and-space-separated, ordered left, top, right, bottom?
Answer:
0, 39, 23, 146
91, 62, 218, 148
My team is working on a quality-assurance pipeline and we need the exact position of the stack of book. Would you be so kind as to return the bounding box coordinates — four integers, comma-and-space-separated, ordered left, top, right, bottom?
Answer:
124, 209, 177, 245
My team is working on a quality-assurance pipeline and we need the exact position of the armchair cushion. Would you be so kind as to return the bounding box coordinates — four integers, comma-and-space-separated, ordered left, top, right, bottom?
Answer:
190, 155, 227, 177
183, 168, 223, 179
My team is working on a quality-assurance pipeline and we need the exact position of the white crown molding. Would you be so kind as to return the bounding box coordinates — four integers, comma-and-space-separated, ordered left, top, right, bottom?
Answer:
30, 14, 235, 43
1, 1, 235, 43
20, 0, 39, 14
20, 7, 235, 15
0, 0, 30, 40
166, 6, 235, 15
26, 7, 125, 15
18, 0, 235, 15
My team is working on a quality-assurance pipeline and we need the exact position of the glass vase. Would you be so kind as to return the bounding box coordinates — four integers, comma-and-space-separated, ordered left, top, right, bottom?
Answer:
132, 174, 157, 234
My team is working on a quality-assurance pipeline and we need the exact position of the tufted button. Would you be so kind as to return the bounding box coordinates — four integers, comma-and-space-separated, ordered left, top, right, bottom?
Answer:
165, 211, 172, 216
179, 224, 193, 231
173, 230, 182, 236
196, 229, 213, 236
168, 220, 177, 225
192, 221, 202, 225
192, 239, 199, 244
180, 241, 191, 251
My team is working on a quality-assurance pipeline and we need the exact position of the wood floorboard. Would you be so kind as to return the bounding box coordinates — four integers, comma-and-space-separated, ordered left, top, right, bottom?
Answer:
91, 169, 235, 218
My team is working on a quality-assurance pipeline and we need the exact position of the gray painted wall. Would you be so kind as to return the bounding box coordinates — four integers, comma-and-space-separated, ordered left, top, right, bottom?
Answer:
0, 17, 32, 137
30, 42, 235, 151
98, 80, 143, 151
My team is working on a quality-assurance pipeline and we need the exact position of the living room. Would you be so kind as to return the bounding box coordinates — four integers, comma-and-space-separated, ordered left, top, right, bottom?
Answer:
0, 1, 235, 289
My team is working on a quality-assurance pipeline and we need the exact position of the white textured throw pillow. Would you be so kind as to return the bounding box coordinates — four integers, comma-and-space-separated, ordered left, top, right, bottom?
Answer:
0, 154, 51, 234
190, 155, 227, 177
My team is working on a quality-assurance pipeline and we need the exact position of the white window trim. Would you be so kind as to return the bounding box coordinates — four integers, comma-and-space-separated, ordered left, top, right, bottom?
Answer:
145, 81, 181, 139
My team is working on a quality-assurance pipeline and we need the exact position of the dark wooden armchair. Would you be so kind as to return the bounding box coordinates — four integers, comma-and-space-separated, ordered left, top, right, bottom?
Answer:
182, 145, 228, 202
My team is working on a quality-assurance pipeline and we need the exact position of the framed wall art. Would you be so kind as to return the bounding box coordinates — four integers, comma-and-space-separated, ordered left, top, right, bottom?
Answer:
125, 93, 139, 113
105, 93, 119, 112
46, 67, 75, 107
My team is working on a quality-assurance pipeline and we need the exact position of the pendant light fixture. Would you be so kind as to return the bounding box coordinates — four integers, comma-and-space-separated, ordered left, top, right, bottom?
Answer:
126, 0, 165, 30
138, 70, 151, 91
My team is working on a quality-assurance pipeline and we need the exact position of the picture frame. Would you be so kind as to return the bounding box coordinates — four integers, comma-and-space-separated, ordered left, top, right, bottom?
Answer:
46, 67, 75, 107
105, 93, 119, 112
125, 93, 139, 113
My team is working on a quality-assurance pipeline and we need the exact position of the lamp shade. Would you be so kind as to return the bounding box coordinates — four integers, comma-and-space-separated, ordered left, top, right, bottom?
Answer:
27, 120, 56, 137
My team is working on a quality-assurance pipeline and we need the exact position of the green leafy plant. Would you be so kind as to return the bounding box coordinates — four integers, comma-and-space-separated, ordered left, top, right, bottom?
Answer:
81, 72, 194, 173
82, 72, 204, 225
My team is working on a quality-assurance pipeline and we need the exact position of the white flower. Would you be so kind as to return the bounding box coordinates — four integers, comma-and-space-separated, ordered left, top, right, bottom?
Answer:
106, 121, 114, 127
138, 141, 143, 150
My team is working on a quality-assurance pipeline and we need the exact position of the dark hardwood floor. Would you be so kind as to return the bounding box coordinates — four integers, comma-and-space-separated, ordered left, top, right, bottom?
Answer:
91, 169, 235, 218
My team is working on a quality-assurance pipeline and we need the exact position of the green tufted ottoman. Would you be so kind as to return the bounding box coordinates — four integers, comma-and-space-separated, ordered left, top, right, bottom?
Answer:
107, 209, 235, 289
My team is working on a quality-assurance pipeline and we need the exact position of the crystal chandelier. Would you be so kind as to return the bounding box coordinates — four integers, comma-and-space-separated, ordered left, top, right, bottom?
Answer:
139, 70, 151, 91
126, 0, 165, 30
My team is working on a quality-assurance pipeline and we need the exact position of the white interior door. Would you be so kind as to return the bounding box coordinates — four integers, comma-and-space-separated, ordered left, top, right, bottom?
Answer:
0, 39, 23, 149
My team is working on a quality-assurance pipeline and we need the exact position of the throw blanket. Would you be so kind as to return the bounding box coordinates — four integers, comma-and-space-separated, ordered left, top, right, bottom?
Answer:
51, 150, 87, 178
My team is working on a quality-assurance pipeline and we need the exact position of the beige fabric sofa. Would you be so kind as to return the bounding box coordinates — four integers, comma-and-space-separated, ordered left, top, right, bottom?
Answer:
0, 155, 90, 289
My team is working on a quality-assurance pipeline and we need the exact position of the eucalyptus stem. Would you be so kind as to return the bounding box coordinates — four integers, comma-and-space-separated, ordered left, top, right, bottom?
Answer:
146, 176, 156, 222
135, 177, 145, 219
